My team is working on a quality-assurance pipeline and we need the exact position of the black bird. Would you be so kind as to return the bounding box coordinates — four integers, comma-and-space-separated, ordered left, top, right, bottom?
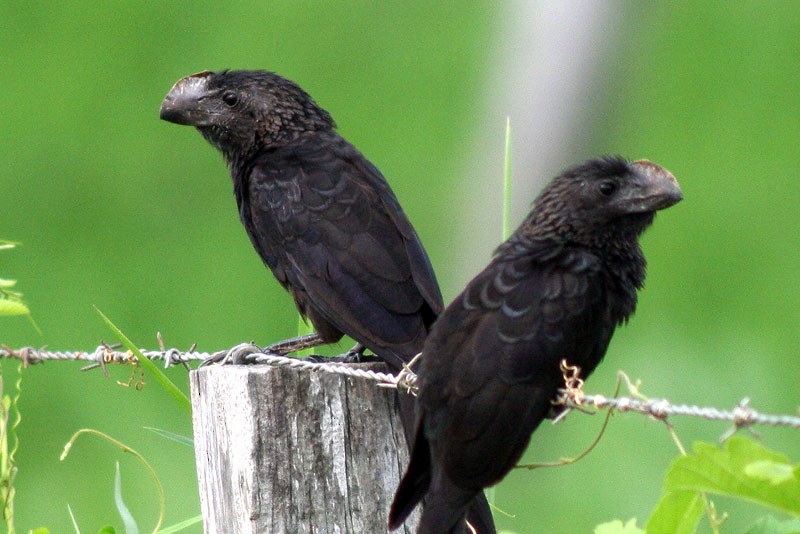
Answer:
389, 157, 682, 533
160, 70, 495, 532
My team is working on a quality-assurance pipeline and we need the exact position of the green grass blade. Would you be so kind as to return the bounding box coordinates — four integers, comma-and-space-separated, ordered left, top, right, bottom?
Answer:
67, 503, 80, 533
156, 515, 203, 534
503, 116, 512, 241
94, 307, 191, 414
142, 427, 193, 447
61, 429, 165, 534
114, 462, 139, 534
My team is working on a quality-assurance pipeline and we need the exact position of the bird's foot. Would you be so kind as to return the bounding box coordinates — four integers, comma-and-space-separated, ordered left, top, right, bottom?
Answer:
343, 342, 367, 363
265, 333, 325, 355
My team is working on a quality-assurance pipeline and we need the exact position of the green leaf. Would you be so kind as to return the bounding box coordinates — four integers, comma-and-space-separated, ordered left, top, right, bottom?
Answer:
646, 489, 704, 534
665, 437, 800, 517
0, 278, 17, 288
747, 460, 797, 486
744, 516, 800, 534
95, 307, 191, 414
143, 426, 193, 447
157, 515, 203, 534
0, 298, 29, 316
594, 518, 643, 534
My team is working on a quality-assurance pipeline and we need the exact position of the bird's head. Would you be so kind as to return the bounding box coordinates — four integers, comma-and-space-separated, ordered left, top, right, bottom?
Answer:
160, 70, 335, 158
527, 156, 683, 249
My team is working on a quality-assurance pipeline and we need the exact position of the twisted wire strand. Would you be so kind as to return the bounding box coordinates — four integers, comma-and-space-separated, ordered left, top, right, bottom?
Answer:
0, 343, 413, 389
1, 345, 798, 429
565, 393, 800, 429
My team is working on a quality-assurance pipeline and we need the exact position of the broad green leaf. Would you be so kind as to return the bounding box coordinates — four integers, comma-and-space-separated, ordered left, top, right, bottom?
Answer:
747, 460, 797, 486
666, 437, 800, 517
0, 298, 29, 316
744, 516, 800, 534
594, 518, 643, 534
646, 489, 704, 534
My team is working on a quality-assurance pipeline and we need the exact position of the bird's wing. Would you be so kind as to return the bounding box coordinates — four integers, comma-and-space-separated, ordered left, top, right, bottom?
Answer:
243, 132, 441, 361
420, 245, 613, 489
346, 146, 444, 317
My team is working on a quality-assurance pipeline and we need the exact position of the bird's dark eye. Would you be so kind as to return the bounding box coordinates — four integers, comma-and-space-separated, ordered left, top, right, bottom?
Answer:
222, 91, 239, 106
598, 180, 617, 197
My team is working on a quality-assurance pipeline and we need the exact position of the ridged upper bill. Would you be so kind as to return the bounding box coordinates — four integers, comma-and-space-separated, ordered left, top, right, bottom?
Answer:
159, 71, 214, 126
628, 160, 683, 212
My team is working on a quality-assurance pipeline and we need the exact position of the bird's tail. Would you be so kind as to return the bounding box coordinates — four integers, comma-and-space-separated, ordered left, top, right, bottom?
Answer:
416, 475, 485, 534
388, 411, 432, 530
389, 393, 496, 533
385, 352, 496, 534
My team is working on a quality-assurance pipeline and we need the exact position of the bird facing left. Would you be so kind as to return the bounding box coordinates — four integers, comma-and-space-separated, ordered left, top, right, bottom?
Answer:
160, 69, 497, 534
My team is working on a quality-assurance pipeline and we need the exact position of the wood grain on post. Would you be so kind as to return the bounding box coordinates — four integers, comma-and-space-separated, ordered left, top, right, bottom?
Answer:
190, 363, 419, 533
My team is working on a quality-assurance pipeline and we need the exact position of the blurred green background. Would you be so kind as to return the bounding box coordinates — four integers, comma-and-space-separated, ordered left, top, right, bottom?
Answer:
2, 2, 799, 532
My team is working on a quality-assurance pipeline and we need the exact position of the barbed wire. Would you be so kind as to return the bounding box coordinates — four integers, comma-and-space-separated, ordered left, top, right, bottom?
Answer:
1, 344, 799, 431
0, 343, 415, 390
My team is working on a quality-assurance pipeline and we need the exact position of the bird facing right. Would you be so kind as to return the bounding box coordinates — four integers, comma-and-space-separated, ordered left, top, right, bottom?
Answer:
389, 156, 682, 533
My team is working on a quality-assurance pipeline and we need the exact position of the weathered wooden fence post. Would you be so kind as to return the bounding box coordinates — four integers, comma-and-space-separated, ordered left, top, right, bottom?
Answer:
190, 363, 419, 533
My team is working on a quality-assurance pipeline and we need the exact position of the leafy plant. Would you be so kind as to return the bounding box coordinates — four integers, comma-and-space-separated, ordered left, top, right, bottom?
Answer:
0, 241, 30, 319
597, 437, 800, 533
0, 371, 21, 534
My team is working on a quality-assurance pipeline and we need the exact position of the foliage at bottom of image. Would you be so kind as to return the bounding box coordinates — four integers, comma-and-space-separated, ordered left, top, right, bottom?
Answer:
0, 372, 200, 534
595, 436, 800, 534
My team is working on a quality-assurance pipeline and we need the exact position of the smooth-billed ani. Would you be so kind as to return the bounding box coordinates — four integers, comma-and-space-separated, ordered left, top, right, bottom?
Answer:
160, 70, 495, 533
388, 157, 682, 533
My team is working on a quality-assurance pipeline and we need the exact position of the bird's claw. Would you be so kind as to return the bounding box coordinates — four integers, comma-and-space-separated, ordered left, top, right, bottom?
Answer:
343, 342, 366, 363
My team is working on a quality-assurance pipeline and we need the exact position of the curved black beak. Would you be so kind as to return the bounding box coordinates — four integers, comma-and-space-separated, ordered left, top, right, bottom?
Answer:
160, 71, 214, 126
